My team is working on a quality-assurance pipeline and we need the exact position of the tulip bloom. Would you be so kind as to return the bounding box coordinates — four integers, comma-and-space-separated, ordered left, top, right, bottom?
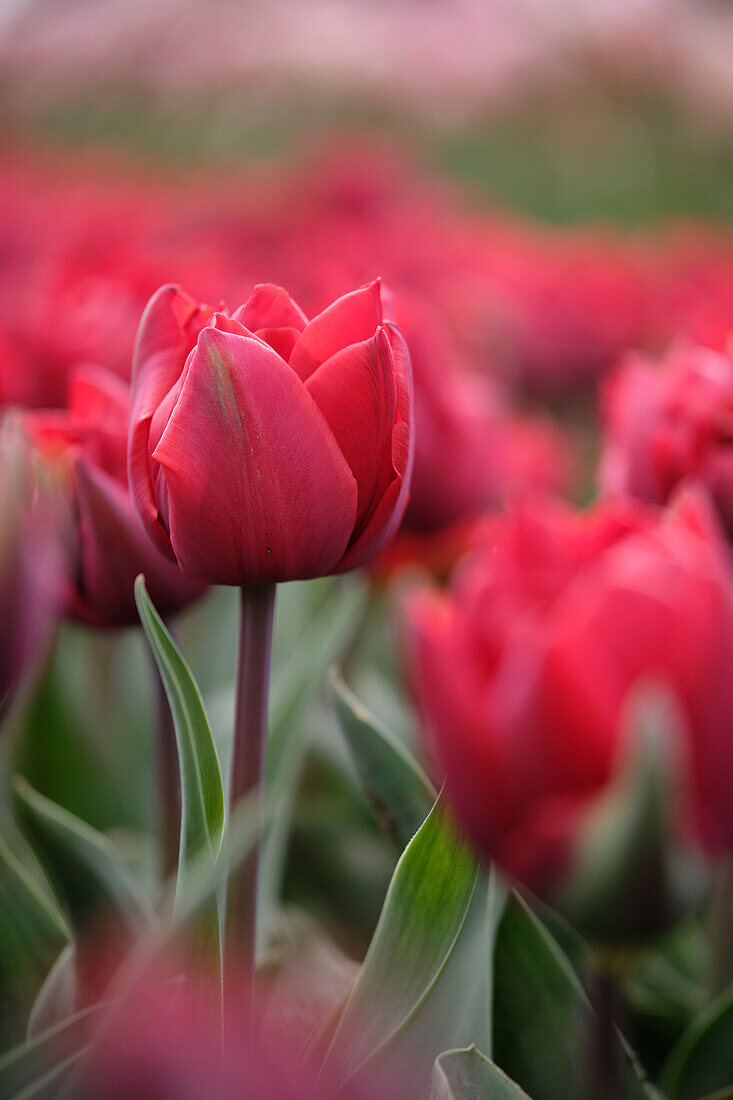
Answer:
394, 304, 569, 537
24, 366, 204, 629
405, 489, 733, 903
129, 278, 413, 983
600, 342, 733, 538
128, 280, 413, 585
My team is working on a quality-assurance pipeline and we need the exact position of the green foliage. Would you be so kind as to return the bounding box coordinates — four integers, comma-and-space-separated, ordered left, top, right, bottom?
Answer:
330, 666, 435, 848
432, 1045, 532, 1099
12, 778, 152, 941
319, 794, 479, 1090
135, 576, 224, 908
0, 1003, 103, 1099
660, 987, 733, 1100
0, 835, 69, 1045
492, 892, 651, 1100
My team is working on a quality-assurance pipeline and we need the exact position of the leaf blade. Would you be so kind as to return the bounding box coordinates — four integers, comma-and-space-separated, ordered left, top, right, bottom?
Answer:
11, 778, 152, 940
320, 794, 479, 1088
432, 1045, 532, 1100
135, 576, 225, 911
330, 667, 435, 848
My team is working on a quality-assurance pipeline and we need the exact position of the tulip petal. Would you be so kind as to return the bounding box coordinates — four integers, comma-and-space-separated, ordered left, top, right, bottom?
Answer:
336, 423, 410, 572
289, 280, 383, 381
253, 327, 301, 362
128, 285, 213, 557
232, 283, 308, 333
152, 328, 358, 584
69, 365, 130, 423
334, 324, 414, 572
73, 459, 203, 628
306, 328, 396, 529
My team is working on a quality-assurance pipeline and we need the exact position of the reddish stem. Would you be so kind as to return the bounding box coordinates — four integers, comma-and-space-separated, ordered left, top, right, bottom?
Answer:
225, 583, 276, 982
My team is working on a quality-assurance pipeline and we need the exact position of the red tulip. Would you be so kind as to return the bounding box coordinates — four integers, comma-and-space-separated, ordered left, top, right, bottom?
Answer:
24, 366, 204, 628
600, 342, 733, 538
128, 281, 413, 585
396, 303, 569, 536
405, 489, 733, 902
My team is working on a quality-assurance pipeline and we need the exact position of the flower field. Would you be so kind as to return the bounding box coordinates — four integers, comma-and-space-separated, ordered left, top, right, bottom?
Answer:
0, 4, 732, 1098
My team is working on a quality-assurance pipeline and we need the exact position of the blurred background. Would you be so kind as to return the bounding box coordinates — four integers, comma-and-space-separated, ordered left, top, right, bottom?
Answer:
2, 0, 733, 222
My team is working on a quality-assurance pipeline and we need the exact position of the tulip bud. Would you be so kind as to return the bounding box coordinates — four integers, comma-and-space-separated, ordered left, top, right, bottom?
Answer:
600, 341, 733, 539
24, 365, 204, 629
405, 487, 733, 942
128, 281, 414, 585
0, 421, 58, 707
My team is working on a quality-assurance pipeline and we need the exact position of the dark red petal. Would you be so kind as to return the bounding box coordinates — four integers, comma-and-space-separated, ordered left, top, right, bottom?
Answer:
232, 284, 308, 333
336, 422, 411, 572
73, 458, 203, 628
289, 280, 383, 381
306, 328, 396, 529
152, 328, 358, 585
128, 285, 213, 558
253, 327, 301, 362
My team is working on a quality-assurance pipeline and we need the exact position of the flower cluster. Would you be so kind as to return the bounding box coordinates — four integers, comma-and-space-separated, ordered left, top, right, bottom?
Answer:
2, 139, 733, 1099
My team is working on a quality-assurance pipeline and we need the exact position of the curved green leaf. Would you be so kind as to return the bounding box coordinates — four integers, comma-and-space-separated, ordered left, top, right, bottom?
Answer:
0, 833, 70, 1044
330, 667, 435, 848
320, 795, 479, 1089
257, 577, 369, 949
432, 1045, 532, 1099
12, 779, 152, 940
0, 1003, 103, 1098
135, 576, 224, 912
493, 892, 649, 1100
659, 987, 733, 1100
27, 945, 77, 1040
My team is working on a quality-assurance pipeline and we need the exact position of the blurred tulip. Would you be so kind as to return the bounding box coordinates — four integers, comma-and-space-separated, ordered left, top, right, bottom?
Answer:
24, 366, 204, 629
74, 966, 404, 1100
600, 341, 733, 537
129, 281, 413, 585
405, 488, 733, 935
0, 423, 58, 707
395, 304, 569, 535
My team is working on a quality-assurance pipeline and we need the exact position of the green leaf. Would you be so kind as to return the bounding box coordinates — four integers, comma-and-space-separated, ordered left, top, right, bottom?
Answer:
493, 892, 650, 1100
372, 868, 506, 1096
0, 1003, 103, 1099
0, 834, 70, 1044
12, 778, 152, 940
27, 944, 77, 1040
135, 576, 224, 914
319, 794, 480, 1089
330, 667, 435, 848
659, 987, 733, 1099
268, 576, 369, 740
11, 627, 154, 835
432, 1045, 532, 1099
257, 577, 369, 948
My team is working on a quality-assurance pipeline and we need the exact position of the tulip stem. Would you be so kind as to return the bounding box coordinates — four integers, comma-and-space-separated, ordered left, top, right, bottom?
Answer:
225, 583, 276, 985
709, 857, 733, 999
152, 635, 180, 882
579, 965, 628, 1100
